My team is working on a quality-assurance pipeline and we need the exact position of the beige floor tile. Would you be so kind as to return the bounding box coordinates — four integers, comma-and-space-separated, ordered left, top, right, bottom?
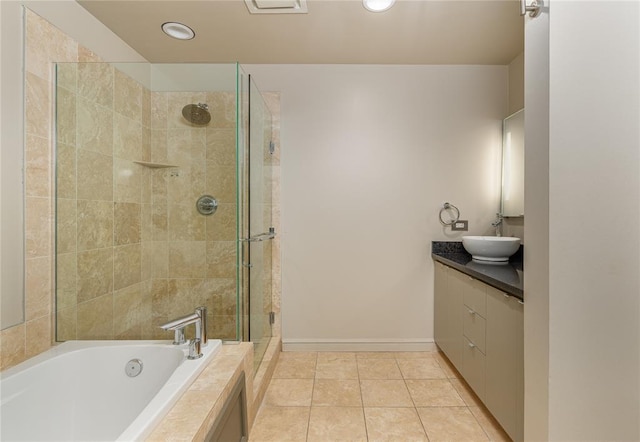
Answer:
469, 406, 511, 442
312, 379, 362, 407
450, 378, 484, 407
417, 407, 489, 442
273, 357, 317, 379
397, 358, 447, 380
360, 380, 414, 407
364, 407, 429, 442
316, 358, 359, 379
317, 352, 357, 362
434, 352, 462, 379
249, 406, 310, 442
392, 351, 437, 359
279, 351, 318, 360
356, 352, 397, 359
406, 379, 466, 407
307, 406, 367, 442
264, 378, 314, 407
357, 359, 402, 380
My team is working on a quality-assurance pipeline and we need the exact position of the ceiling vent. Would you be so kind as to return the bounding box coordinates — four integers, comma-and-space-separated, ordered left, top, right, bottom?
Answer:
244, 0, 308, 14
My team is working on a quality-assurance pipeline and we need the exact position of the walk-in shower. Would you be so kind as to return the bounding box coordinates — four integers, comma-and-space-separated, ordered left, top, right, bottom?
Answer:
54, 62, 277, 372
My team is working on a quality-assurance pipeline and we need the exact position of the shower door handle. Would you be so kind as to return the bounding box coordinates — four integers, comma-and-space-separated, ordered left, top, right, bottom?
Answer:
241, 227, 276, 243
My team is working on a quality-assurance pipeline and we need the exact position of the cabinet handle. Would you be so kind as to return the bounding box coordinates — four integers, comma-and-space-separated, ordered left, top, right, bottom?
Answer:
467, 309, 475, 315
503, 293, 510, 299
517, 299, 525, 305
468, 342, 476, 348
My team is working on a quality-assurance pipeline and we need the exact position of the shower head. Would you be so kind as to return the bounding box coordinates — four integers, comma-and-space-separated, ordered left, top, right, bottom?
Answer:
182, 103, 211, 126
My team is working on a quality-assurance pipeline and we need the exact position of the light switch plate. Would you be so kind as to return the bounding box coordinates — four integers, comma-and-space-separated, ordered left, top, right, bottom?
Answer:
451, 220, 468, 231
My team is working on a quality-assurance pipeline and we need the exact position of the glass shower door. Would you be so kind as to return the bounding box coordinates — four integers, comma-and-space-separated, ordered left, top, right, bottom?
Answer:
242, 75, 273, 371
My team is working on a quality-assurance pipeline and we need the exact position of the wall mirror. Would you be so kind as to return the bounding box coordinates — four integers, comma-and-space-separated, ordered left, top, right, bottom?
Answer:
501, 109, 524, 217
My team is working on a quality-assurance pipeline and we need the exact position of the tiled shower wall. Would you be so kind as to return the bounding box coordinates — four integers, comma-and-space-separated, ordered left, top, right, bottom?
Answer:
55, 70, 240, 341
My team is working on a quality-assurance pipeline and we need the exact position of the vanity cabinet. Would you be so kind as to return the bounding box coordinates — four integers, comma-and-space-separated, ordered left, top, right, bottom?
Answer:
434, 262, 523, 441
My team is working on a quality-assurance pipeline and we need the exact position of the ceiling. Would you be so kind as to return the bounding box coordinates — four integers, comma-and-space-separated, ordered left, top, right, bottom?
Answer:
78, 0, 524, 65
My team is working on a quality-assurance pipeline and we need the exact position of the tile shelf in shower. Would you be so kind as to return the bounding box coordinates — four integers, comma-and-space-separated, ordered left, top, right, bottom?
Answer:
133, 161, 179, 169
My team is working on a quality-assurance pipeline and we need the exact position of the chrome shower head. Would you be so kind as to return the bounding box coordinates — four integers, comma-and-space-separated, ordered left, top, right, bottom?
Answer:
182, 103, 211, 126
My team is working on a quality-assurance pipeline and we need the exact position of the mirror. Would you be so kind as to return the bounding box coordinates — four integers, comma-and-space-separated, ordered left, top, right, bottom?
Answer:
501, 109, 524, 217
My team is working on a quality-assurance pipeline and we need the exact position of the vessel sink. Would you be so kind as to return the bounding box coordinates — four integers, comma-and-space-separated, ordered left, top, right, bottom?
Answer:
462, 236, 521, 263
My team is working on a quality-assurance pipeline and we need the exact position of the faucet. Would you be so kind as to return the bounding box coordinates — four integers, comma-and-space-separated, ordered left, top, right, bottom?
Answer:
491, 212, 504, 237
160, 306, 208, 359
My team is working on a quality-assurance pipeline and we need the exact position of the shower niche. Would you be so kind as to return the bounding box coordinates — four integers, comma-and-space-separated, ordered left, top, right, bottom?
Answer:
54, 62, 277, 370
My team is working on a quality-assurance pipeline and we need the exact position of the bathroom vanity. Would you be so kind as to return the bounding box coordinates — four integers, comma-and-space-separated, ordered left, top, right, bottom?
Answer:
432, 242, 523, 442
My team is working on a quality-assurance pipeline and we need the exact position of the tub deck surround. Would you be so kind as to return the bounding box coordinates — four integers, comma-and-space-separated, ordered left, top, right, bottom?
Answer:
147, 342, 254, 441
431, 241, 524, 299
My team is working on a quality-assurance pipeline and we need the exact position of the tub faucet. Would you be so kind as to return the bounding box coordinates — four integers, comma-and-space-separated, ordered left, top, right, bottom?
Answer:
160, 307, 208, 355
491, 213, 504, 237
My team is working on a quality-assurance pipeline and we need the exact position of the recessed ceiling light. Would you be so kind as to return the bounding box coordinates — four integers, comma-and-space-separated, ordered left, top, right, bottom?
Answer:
363, 0, 396, 12
161, 22, 195, 40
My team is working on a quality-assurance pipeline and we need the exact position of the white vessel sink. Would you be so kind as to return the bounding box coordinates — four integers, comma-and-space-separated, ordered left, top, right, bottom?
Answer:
462, 236, 521, 263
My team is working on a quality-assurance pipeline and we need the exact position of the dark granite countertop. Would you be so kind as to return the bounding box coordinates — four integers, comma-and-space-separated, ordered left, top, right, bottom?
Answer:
432, 241, 524, 300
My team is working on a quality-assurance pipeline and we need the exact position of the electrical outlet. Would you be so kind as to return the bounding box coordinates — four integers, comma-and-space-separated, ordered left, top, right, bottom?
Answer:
451, 220, 468, 231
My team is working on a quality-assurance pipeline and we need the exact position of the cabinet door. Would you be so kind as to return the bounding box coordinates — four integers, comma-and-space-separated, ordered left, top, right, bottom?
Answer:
445, 268, 465, 369
434, 262, 448, 351
485, 287, 524, 442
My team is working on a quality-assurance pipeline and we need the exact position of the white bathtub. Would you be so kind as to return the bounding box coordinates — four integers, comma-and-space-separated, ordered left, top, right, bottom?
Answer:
0, 340, 222, 441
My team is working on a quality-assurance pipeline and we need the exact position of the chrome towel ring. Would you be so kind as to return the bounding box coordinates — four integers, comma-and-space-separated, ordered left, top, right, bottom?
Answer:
439, 202, 460, 226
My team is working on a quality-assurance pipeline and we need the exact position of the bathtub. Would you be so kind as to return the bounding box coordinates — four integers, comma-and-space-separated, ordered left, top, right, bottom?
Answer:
0, 339, 222, 441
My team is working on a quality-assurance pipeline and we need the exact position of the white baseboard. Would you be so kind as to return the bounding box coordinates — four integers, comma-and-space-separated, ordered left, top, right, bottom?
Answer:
281, 338, 437, 352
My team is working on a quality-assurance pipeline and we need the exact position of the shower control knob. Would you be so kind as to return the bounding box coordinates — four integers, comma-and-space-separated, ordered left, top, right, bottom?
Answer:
196, 195, 218, 216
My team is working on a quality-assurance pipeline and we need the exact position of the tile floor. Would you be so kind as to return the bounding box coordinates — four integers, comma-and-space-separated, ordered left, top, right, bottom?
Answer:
249, 351, 511, 442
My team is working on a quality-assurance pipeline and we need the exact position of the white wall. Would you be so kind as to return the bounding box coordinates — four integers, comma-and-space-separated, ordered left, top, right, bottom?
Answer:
526, 0, 640, 439
245, 65, 507, 350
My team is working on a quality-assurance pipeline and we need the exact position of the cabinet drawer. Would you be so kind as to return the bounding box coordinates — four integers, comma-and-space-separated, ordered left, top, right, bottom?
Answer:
462, 337, 486, 400
463, 308, 486, 354
463, 276, 487, 317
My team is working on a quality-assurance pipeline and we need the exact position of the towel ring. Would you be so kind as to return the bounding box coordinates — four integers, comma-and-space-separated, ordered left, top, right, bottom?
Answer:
439, 202, 460, 226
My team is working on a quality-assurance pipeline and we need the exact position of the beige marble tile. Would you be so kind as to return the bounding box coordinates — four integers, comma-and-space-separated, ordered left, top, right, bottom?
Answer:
393, 351, 438, 359
114, 244, 141, 290
206, 164, 236, 204
77, 96, 113, 156
307, 406, 367, 442
141, 241, 153, 282
142, 127, 151, 163
450, 378, 485, 408
77, 293, 114, 339
25, 72, 50, 138
56, 307, 77, 341
77, 149, 113, 201
356, 352, 398, 359
151, 92, 167, 130
249, 406, 309, 442
114, 283, 142, 338
26, 197, 51, 259
417, 407, 489, 442
25, 315, 51, 359
77, 46, 102, 63
55, 253, 77, 309
264, 378, 314, 407
114, 202, 141, 245
25, 256, 51, 321
469, 405, 511, 442
56, 143, 77, 199
207, 91, 236, 129
406, 379, 465, 407
0, 324, 26, 371
360, 379, 414, 408
56, 86, 76, 146
312, 379, 362, 407
114, 158, 142, 203
397, 358, 448, 380
166, 128, 205, 167
77, 62, 113, 108
77, 200, 113, 251
168, 203, 205, 241
151, 200, 168, 240
25, 10, 77, 82
315, 357, 358, 380
151, 242, 168, 278
114, 69, 142, 122
206, 240, 236, 279
279, 351, 318, 361
77, 248, 114, 303
168, 241, 206, 278
434, 351, 462, 379
55, 198, 76, 254
200, 278, 238, 316
206, 203, 236, 241
357, 358, 402, 380
56, 63, 77, 93
150, 129, 168, 163
142, 88, 151, 128
273, 355, 317, 379
206, 128, 236, 165
114, 113, 142, 161
26, 134, 50, 198
140, 203, 153, 242
364, 407, 429, 442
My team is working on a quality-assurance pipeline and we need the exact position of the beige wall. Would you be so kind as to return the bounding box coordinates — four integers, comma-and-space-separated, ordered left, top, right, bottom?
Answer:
246, 64, 507, 351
